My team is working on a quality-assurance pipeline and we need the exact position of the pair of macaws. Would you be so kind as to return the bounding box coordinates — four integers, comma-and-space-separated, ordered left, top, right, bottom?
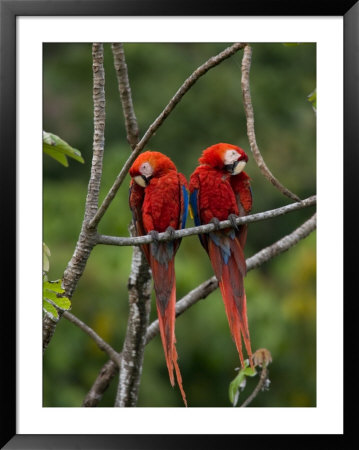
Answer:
129, 143, 253, 406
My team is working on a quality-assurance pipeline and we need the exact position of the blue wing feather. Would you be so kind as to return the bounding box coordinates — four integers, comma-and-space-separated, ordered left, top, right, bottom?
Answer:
181, 185, 189, 230
190, 190, 201, 227
190, 189, 208, 249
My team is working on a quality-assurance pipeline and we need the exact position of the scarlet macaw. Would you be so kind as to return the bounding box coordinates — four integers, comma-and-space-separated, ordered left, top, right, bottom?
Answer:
189, 143, 253, 369
129, 151, 188, 406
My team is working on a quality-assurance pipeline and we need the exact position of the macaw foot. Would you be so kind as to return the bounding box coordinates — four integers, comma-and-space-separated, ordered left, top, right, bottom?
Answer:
164, 226, 176, 240
228, 214, 239, 231
149, 230, 160, 242
210, 217, 221, 231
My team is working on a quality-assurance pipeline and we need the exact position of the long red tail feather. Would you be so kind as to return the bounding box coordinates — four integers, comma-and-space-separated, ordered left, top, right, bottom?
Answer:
208, 235, 253, 369
152, 257, 187, 406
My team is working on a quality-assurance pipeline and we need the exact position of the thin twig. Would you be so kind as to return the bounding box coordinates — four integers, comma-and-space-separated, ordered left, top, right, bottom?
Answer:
111, 43, 139, 149
241, 44, 301, 202
63, 311, 121, 366
43, 43, 106, 352
96, 195, 316, 246
82, 213, 316, 405
240, 366, 269, 407
87, 42, 246, 230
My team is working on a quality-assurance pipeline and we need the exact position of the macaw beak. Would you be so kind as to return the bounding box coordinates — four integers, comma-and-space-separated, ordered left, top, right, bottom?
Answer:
225, 159, 247, 175
134, 175, 149, 187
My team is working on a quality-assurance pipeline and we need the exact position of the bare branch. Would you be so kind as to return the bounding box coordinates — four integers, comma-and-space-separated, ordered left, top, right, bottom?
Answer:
111, 43, 139, 149
88, 42, 246, 230
82, 213, 316, 405
43, 43, 106, 351
96, 195, 316, 247
241, 44, 301, 202
247, 212, 316, 270
63, 311, 121, 366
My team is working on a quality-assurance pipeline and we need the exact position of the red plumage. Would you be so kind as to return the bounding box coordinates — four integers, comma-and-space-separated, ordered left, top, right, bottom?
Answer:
189, 143, 253, 369
129, 151, 188, 406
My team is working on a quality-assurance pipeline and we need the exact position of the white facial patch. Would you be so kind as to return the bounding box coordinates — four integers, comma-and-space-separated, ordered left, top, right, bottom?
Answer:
224, 149, 240, 165
139, 162, 153, 178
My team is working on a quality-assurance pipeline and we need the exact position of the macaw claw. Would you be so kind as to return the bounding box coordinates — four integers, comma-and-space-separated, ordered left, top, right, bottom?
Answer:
210, 217, 221, 230
164, 226, 176, 240
149, 230, 160, 242
228, 214, 239, 231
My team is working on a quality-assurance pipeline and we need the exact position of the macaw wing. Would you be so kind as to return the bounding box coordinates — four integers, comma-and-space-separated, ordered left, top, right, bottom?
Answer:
231, 175, 253, 249
167, 173, 188, 255
129, 180, 150, 263
189, 188, 207, 250
180, 183, 189, 231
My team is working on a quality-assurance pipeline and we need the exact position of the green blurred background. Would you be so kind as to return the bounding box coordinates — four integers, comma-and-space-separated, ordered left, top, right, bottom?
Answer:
43, 43, 316, 407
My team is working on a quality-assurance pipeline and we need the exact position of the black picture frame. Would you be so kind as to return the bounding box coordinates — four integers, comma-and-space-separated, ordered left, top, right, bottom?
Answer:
1, 1, 356, 448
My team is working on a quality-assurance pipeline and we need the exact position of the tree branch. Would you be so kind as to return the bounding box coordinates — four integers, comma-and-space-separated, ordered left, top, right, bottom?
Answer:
87, 42, 246, 230
63, 311, 121, 366
43, 43, 106, 351
82, 213, 316, 405
111, 43, 139, 149
241, 44, 301, 202
96, 195, 316, 247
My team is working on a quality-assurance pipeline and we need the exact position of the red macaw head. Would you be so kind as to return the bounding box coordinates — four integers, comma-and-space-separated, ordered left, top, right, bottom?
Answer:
129, 151, 177, 187
199, 143, 248, 175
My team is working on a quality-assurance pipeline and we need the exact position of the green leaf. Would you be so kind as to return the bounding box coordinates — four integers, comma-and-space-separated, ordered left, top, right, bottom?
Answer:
229, 361, 257, 406
53, 295, 71, 310
307, 89, 316, 111
43, 299, 59, 320
283, 43, 302, 47
43, 145, 69, 166
43, 279, 64, 293
43, 131, 84, 165
43, 288, 59, 302
43, 242, 51, 272
43, 289, 71, 310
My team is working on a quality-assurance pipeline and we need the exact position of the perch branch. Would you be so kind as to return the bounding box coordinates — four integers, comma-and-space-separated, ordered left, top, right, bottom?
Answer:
87, 42, 246, 230
96, 195, 316, 246
82, 213, 316, 405
43, 43, 106, 351
241, 44, 301, 202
